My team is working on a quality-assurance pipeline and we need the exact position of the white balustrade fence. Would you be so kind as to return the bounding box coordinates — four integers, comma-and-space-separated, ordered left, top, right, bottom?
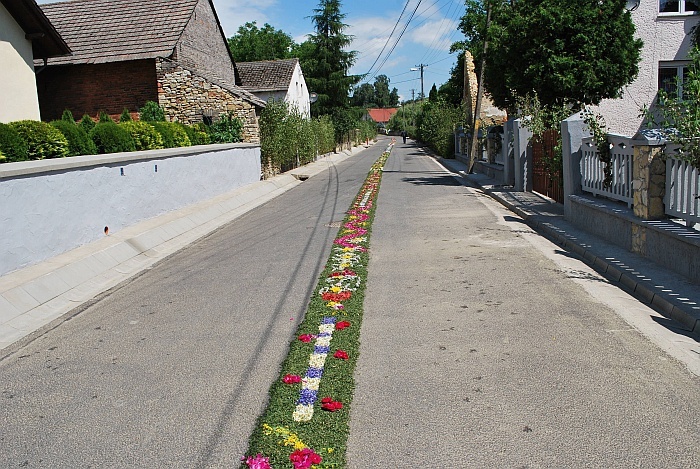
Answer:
665, 156, 700, 226
580, 136, 633, 207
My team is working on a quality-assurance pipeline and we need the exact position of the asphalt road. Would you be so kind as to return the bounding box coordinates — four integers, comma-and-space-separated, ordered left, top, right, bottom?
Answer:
346, 142, 700, 468
0, 141, 386, 468
2, 137, 699, 468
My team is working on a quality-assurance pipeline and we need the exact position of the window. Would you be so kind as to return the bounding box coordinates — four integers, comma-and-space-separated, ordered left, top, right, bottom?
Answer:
659, 0, 700, 14
658, 63, 689, 98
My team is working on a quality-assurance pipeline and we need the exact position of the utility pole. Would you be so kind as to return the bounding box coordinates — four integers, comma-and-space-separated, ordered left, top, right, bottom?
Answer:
411, 89, 415, 102
468, 4, 491, 173
411, 64, 427, 100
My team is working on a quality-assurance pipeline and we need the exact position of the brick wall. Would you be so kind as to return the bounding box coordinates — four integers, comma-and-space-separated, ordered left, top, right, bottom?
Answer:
37, 59, 158, 121
156, 59, 260, 143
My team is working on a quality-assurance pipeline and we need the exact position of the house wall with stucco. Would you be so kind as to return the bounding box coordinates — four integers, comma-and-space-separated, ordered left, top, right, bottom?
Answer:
593, 2, 700, 136
0, 2, 41, 123
286, 61, 311, 119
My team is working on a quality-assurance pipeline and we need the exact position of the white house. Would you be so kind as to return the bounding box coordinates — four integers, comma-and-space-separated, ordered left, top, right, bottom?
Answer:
0, 0, 70, 123
237, 58, 311, 118
593, 0, 700, 136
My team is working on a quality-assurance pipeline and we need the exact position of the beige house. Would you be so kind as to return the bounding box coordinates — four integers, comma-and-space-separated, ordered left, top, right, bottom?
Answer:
0, 0, 70, 123
593, 0, 700, 136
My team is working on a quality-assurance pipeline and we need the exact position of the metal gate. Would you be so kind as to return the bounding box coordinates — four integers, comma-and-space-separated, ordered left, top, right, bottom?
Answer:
531, 129, 564, 203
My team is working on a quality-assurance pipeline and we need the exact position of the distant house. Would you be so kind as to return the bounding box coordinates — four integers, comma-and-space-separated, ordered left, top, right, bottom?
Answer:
237, 58, 310, 118
36, 0, 266, 142
593, 1, 700, 136
0, 0, 70, 123
364, 108, 399, 126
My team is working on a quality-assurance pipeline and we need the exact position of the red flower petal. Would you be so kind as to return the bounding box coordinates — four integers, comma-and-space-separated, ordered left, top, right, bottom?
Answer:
335, 321, 351, 330
282, 374, 301, 384
334, 350, 349, 360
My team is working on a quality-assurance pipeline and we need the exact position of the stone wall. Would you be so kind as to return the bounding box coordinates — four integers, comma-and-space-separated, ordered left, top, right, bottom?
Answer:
632, 145, 666, 221
156, 59, 260, 143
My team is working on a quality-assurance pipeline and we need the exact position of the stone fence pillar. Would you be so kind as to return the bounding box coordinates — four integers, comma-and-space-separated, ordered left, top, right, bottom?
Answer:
632, 145, 666, 220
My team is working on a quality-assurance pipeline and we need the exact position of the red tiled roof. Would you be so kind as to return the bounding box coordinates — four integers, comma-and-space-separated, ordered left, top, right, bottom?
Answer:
38, 0, 199, 65
237, 59, 299, 92
367, 108, 398, 123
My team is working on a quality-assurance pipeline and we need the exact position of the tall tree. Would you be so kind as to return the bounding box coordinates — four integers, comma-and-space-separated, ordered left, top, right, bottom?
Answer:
305, 0, 359, 116
428, 84, 439, 102
351, 83, 376, 107
484, 0, 643, 114
227, 21, 294, 62
373, 75, 391, 108
389, 87, 400, 107
438, 52, 465, 106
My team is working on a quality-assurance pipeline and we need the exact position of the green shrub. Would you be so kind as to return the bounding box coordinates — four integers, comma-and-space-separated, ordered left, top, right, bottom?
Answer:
120, 121, 164, 150
151, 122, 191, 148
181, 123, 210, 145
139, 101, 166, 122
61, 109, 75, 123
50, 120, 97, 156
0, 122, 29, 162
99, 111, 114, 123
89, 122, 136, 154
209, 112, 243, 143
9, 120, 69, 159
119, 108, 132, 123
0, 150, 6, 163
79, 114, 96, 133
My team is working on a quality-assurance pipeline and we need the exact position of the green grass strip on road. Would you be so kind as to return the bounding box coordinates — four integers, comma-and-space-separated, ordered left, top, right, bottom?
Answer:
241, 142, 395, 469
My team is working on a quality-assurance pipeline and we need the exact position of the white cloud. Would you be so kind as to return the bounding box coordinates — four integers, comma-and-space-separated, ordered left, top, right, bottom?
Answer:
212, 0, 278, 36
408, 19, 458, 51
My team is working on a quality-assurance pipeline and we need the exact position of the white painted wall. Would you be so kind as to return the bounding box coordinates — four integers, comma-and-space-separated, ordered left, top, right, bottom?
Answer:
0, 3, 41, 123
286, 61, 311, 119
250, 61, 311, 118
0, 144, 261, 275
593, 3, 700, 136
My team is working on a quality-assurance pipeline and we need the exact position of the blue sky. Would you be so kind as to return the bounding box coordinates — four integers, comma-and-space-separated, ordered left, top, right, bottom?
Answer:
37, 0, 466, 103
214, 0, 466, 102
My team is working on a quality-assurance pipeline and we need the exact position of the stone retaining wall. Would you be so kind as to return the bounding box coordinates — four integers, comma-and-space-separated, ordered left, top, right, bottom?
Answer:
156, 59, 260, 144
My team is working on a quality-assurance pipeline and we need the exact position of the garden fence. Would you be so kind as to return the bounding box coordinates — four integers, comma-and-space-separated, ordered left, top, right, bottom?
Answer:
580, 136, 633, 207
665, 156, 700, 227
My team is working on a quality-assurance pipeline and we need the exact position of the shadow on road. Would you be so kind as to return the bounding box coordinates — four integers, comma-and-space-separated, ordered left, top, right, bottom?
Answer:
651, 316, 699, 342
401, 175, 460, 186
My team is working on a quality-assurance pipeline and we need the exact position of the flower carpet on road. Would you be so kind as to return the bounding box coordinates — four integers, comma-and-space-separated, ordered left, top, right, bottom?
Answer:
242, 142, 394, 468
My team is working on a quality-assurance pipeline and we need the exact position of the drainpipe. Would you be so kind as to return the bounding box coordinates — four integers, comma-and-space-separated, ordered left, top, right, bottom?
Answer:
34, 57, 48, 75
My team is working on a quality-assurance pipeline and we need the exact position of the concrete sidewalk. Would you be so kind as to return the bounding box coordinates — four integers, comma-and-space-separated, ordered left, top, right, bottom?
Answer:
434, 154, 700, 338
0, 144, 373, 351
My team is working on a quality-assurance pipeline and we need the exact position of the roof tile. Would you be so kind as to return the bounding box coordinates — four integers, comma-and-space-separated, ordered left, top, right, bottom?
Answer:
236, 59, 299, 92
39, 0, 199, 65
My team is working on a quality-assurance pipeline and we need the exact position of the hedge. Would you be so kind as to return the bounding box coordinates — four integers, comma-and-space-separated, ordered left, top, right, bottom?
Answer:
89, 122, 136, 154
50, 120, 97, 156
0, 122, 29, 162
9, 120, 69, 159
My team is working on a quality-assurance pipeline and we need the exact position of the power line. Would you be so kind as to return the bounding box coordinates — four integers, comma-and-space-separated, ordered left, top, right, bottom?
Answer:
361, 0, 411, 78
363, 0, 423, 83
